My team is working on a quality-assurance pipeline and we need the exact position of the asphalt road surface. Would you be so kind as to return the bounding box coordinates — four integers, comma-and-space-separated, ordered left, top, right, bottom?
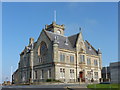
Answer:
1, 83, 88, 90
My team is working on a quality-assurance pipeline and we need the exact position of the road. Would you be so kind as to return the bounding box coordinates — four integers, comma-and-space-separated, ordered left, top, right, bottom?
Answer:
1, 83, 89, 90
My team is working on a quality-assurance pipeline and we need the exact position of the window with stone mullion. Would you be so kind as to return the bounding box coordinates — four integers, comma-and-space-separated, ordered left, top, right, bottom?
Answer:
70, 69, 74, 79
70, 55, 74, 63
87, 58, 91, 65
94, 72, 98, 79
80, 55, 85, 63
60, 53, 65, 62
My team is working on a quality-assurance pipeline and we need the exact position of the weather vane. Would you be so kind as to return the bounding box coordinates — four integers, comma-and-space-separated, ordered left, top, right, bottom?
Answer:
79, 27, 82, 32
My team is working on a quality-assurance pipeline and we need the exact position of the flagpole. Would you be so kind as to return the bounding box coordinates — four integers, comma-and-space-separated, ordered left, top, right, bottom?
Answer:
10, 66, 13, 82
54, 10, 56, 22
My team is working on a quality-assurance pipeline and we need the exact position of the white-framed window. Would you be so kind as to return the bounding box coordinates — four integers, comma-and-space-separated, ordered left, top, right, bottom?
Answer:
94, 59, 98, 66
70, 69, 74, 79
80, 55, 85, 63
60, 68, 65, 78
87, 71, 91, 79
87, 58, 91, 65
60, 53, 65, 62
94, 72, 98, 79
48, 69, 51, 79
70, 55, 74, 63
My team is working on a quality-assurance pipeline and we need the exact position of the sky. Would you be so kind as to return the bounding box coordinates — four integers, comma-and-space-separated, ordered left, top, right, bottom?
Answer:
2, 2, 118, 83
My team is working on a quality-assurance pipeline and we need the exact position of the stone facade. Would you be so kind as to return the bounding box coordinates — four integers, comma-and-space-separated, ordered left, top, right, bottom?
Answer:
12, 22, 102, 84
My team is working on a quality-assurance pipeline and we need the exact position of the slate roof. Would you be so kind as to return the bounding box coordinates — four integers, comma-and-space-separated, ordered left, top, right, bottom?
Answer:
84, 40, 98, 56
45, 30, 75, 51
44, 30, 98, 56
68, 33, 79, 48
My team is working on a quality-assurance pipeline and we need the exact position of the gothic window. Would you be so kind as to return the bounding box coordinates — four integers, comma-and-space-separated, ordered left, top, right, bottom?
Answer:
70, 55, 74, 63
80, 55, 85, 63
40, 42, 47, 56
87, 58, 91, 65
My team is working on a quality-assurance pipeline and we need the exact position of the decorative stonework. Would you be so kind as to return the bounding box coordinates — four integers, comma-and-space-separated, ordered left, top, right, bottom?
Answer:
12, 22, 102, 84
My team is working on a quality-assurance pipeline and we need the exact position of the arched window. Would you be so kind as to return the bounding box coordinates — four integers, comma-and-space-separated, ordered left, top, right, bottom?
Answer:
38, 41, 47, 56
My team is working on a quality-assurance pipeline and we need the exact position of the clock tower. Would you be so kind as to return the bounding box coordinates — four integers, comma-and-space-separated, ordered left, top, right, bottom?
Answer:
45, 21, 65, 35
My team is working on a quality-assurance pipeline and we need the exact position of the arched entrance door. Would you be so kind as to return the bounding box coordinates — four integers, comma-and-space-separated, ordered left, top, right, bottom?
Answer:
79, 71, 83, 79
79, 71, 85, 82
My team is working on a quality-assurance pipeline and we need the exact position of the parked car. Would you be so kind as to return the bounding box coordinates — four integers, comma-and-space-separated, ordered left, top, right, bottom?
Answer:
99, 82, 111, 84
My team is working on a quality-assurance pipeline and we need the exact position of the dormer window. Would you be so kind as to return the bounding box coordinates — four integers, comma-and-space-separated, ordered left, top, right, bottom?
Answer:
88, 46, 92, 50
65, 38, 68, 45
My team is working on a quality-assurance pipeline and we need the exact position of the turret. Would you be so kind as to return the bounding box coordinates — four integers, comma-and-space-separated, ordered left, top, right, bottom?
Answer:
53, 36, 59, 62
29, 37, 34, 84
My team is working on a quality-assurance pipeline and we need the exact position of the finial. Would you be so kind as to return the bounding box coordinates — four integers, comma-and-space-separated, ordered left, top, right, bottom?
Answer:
98, 48, 102, 54
79, 27, 82, 32
54, 10, 56, 22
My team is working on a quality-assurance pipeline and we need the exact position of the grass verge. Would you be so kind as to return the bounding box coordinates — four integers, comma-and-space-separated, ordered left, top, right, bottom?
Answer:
87, 84, 120, 89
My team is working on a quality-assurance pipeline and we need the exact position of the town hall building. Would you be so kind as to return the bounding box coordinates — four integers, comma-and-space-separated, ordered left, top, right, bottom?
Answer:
12, 22, 102, 84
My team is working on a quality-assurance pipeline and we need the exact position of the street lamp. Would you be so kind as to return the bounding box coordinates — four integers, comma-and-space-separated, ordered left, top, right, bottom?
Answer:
91, 69, 93, 83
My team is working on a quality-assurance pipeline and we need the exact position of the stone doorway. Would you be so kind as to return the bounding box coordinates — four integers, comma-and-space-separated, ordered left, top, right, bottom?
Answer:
79, 71, 85, 82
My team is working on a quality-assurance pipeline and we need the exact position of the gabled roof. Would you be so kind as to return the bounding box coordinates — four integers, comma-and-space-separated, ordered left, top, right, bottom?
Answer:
85, 40, 98, 56
68, 33, 79, 48
43, 30, 99, 55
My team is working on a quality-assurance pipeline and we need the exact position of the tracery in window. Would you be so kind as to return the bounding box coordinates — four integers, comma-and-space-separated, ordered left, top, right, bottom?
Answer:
38, 41, 47, 55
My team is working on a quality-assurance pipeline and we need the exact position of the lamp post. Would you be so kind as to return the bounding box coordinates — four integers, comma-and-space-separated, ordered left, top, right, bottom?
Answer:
91, 69, 93, 84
